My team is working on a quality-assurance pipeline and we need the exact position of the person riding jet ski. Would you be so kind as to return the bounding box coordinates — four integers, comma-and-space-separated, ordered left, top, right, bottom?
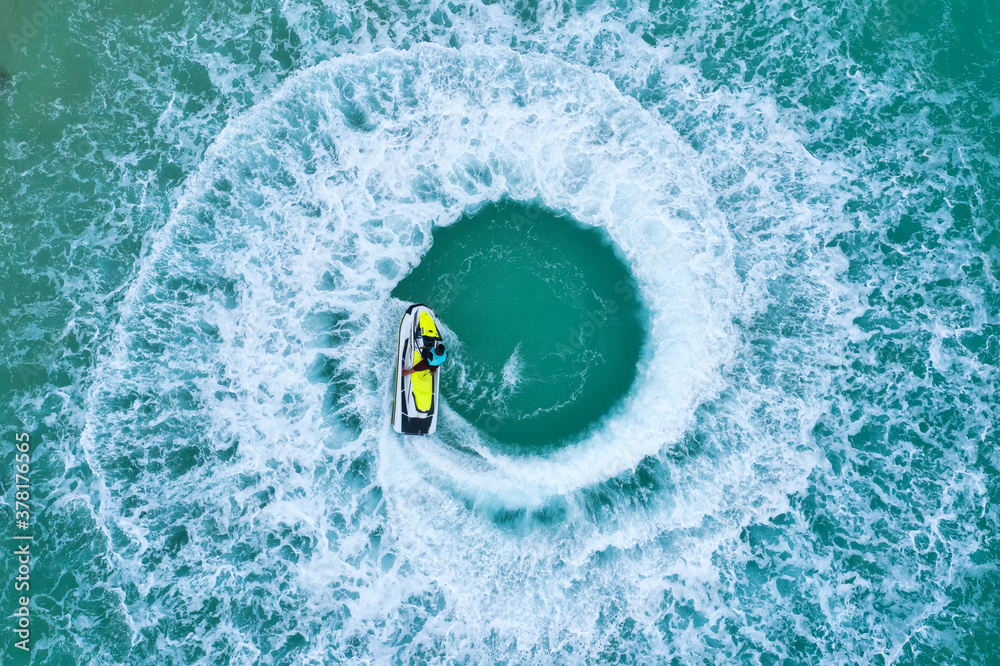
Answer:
402, 341, 447, 377
392, 304, 447, 435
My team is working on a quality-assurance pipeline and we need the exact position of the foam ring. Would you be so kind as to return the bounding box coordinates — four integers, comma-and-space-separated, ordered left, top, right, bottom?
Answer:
80, 43, 742, 650
98, 44, 738, 503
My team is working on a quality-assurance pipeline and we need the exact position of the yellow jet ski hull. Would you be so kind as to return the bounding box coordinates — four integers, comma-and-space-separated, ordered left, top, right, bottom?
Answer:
392, 303, 442, 435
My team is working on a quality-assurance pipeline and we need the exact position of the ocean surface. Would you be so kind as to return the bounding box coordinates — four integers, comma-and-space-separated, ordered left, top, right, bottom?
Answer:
393, 201, 647, 451
1, 0, 998, 663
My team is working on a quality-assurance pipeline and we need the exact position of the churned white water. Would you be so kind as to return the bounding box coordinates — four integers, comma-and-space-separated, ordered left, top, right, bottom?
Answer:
77, 44, 837, 661
30, 1, 989, 661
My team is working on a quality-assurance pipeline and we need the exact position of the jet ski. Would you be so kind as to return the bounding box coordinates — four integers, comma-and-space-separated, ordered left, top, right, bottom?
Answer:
392, 303, 445, 435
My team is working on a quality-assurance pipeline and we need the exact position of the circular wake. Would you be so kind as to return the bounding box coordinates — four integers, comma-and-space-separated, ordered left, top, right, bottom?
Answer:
82, 45, 834, 661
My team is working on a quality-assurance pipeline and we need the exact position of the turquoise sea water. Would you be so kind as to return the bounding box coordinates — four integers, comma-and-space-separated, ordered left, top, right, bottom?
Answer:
1, 0, 998, 664
392, 201, 646, 451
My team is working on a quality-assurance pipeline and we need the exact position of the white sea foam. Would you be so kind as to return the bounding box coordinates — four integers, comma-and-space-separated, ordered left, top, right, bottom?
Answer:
500, 343, 523, 394
75, 43, 835, 659
70, 20, 994, 659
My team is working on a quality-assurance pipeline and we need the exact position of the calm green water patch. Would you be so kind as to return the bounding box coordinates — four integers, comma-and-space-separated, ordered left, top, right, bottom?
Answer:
392, 201, 646, 454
